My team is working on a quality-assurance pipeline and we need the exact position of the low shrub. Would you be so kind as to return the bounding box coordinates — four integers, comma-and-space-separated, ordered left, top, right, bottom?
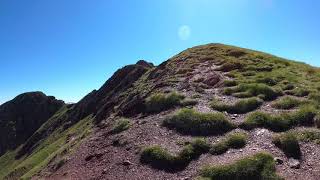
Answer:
145, 92, 185, 113
273, 132, 301, 159
198, 153, 282, 180
111, 118, 131, 134
210, 133, 247, 155
241, 106, 317, 132
271, 96, 306, 109
210, 97, 263, 114
163, 108, 235, 136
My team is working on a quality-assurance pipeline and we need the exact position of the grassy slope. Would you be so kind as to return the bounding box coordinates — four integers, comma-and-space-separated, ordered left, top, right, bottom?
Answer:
138, 44, 320, 178
0, 105, 94, 180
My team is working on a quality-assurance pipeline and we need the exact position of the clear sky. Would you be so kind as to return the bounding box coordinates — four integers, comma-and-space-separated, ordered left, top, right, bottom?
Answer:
1, 0, 319, 104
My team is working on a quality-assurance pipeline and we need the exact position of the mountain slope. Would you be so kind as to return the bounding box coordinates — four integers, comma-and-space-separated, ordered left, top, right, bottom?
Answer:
0, 61, 153, 179
1, 43, 320, 180
0, 92, 64, 156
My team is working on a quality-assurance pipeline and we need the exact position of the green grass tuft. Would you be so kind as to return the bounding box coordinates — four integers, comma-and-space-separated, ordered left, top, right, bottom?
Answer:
145, 92, 185, 113
286, 88, 310, 97
223, 80, 238, 87
140, 138, 210, 171
224, 83, 282, 101
271, 96, 307, 109
111, 118, 131, 134
198, 153, 283, 180
210, 97, 263, 114
297, 129, 320, 144
272, 132, 301, 159
210, 133, 247, 155
163, 108, 235, 136
256, 77, 278, 86
241, 106, 317, 132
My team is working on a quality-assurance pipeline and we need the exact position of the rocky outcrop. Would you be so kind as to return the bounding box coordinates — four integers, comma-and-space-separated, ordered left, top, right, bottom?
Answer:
69, 60, 154, 123
0, 92, 64, 155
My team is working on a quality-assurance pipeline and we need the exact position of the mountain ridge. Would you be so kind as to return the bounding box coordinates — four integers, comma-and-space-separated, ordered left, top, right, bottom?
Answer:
1, 43, 320, 180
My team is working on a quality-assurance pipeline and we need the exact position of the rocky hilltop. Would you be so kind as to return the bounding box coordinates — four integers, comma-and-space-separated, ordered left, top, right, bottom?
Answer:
0, 43, 320, 180
0, 92, 64, 156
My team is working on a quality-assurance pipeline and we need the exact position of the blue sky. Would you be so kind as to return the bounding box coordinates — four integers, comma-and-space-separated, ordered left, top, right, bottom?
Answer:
1, 0, 319, 104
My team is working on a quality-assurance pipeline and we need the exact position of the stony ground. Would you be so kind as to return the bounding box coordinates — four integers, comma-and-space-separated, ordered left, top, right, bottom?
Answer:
38, 59, 320, 180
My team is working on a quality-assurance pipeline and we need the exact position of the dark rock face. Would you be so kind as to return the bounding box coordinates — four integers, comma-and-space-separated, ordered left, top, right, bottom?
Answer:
69, 60, 154, 123
0, 92, 64, 155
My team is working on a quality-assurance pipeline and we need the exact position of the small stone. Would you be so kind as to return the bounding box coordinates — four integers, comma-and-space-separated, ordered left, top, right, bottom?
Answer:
288, 158, 300, 169
85, 154, 95, 161
122, 160, 134, 166
274, 157, 283, 165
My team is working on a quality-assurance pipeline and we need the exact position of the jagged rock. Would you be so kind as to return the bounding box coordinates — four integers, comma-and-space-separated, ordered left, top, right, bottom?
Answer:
289, 158, 300, 169
274, 157, 284, 165
203, 73, 221, 86
136, 60, 154, 68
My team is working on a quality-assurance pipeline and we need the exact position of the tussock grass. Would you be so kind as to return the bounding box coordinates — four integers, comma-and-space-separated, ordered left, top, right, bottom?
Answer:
297, 129, 320, 144
210, 133, 247, 155
256, 77, 278, 86
111, 118, 131, 134
241, 106, 317, 132
198, 153, 282, 180
308, 93, 320, 105
273, 132, 301, 159
286, 88, 310, 97
223, 80, 238, 87
210, 97, 263, 114
140, 138, 210, 171
145, 92, 197, 113
145, 92, 185, 113
217, 61, 245, 72
224, 83, 282, 101
163, 108, 235, 136
271, 96, 307, 109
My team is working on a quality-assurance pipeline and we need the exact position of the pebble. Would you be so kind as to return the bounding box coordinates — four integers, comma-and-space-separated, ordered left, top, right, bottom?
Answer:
288, 158, 300, 169
122, 160, 134, 166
